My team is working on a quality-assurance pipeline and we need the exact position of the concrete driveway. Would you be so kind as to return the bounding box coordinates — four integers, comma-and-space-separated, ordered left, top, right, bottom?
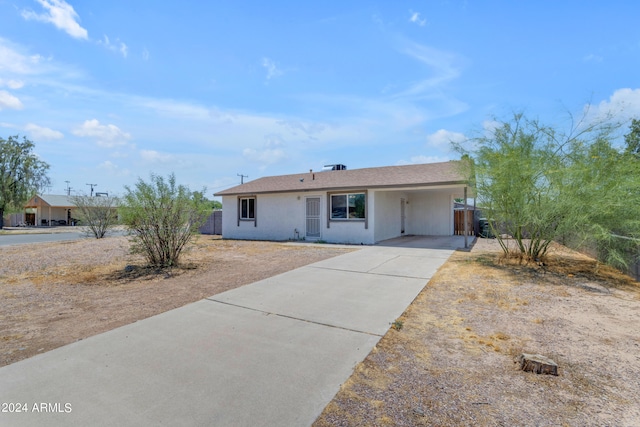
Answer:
0, 236, 465, 427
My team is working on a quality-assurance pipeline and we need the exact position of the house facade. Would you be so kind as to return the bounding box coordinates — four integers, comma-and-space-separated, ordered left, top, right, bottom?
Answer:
23, 194, 76, 226
214, 161, 472, 245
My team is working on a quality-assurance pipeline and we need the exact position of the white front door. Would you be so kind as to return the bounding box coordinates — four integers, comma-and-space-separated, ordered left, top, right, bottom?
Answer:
305, 197, 321, 239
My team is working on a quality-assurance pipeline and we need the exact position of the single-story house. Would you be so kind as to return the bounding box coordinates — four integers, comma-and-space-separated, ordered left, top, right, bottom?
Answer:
214, 161, 473, 245
23, 194, 77, 226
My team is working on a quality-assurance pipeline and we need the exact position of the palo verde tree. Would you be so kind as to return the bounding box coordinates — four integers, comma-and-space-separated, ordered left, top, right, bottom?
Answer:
0, 135, 50, 228
455, 111, 638, 265
457, 114, 567, 260
624, 118, 640, 158
70, 193, 120, 238
120, 173, 208, 268
563, 132, 640, 269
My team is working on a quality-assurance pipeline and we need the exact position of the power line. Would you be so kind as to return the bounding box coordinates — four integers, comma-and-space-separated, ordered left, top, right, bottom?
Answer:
237, 173, 248, 184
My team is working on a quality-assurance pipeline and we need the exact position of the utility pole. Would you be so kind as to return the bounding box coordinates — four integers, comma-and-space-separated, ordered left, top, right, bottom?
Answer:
65, 181, 71, 196
86, 183, 97, 197
237, 173, 248, 184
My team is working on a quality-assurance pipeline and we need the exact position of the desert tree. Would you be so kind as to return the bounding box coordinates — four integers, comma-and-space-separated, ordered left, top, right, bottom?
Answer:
119, 173, 208, 268
567, 122, 640, 269
624, 118, 640, 158
70, 193, 119, 238
468, 114, 568, 260
0, 135, 50, 228
454, 111, 634, 264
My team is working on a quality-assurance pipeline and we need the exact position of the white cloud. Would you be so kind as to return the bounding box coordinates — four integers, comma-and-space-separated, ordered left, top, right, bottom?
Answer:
22, 0, 88, 40
262, 57, 283, 80
98, 160, 118, 171
264, 134, 285, 148
137, 98, 211, 120
396, 40, 462, 96
0, 38, 44, 75
482, 120, 502, 135
98, 35, 128, 58
397, 155, 451, 165
277, 120, 326, 137
25, 123, 64, 140
426, 129, 466, 148
587, 88, 640, 122
72, 119, 131, 147
409, 10, 427, 26
142, 48, 150, 61
0, 78, 25, 89
98, 160, 119, 173
98, 160, 130, 178
0, 90, 23, 110
139, 149, 174, 163
243, 147, 287, 165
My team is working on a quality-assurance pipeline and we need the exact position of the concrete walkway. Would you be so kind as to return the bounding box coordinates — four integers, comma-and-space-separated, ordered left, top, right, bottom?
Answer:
0, 236, 466, 427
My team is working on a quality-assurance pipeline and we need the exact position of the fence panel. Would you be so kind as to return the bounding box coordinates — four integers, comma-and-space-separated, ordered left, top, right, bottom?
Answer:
454, 210, 475, 236
199, 211, 222, 235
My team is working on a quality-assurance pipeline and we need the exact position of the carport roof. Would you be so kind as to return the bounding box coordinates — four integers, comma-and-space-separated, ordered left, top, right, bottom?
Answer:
24, 194, 76, 208
215, 161, 471, 196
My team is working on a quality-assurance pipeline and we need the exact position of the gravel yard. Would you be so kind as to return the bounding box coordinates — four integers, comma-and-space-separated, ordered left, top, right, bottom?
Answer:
0, 234, 353, 367
1, 233, 639, 426
313, 239, 640, 427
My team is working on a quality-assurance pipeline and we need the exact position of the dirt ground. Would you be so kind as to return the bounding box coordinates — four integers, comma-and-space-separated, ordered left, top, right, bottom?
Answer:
314, 239, 640, 427
0, 234, 352, 367
2, 233, 639, 426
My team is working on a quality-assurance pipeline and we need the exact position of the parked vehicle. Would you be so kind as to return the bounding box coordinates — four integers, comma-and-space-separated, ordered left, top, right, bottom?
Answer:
478, 218, 495, 238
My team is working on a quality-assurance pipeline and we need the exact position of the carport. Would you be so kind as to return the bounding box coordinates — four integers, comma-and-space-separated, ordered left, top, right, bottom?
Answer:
376, 234, 471, 250
23, 194, 76, 226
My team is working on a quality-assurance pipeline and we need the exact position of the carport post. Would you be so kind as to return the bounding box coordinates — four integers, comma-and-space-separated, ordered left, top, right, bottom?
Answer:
464, 186, 468, 249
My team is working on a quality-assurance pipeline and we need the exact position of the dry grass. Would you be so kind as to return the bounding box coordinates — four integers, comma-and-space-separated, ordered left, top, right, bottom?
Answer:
3, 233, 639, 426
0, 234, 353, 367
314, 239, 640, 427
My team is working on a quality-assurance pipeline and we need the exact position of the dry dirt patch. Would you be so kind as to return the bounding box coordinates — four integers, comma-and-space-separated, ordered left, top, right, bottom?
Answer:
0, 235, 353, 367
314, 239, 640, 427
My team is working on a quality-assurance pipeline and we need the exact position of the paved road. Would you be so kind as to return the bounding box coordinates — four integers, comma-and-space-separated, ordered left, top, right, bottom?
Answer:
0, 228, 127, 246
0, 232, 86, 246
0, 235, 466, 427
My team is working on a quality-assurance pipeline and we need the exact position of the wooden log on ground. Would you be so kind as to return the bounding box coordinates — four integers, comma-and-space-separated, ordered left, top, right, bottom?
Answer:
517, 353, 558, 376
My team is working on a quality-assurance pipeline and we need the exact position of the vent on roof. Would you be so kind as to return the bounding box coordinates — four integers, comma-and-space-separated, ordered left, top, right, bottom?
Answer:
322, 164, 347, 171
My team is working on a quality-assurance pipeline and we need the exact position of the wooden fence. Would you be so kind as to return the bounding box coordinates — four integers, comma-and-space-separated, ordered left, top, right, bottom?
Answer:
454, 210, 475, 236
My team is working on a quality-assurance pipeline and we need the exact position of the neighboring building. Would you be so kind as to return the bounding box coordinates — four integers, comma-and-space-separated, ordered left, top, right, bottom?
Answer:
214, 161, 472, 245
24, 194, 77, 226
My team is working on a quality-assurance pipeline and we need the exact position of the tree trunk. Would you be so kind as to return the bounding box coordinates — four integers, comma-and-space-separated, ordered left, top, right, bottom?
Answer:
517, 353, 558, 376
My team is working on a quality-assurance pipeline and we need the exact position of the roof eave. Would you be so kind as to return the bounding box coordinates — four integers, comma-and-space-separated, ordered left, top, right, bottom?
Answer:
215, 180, 470, 196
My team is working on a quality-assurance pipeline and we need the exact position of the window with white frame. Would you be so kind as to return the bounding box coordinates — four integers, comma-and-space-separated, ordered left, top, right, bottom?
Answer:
239, 197, 255, 220
330, 193, 365, 219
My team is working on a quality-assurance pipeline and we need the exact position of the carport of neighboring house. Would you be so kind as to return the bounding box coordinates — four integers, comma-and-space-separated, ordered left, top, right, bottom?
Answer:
23, 194, 76, 226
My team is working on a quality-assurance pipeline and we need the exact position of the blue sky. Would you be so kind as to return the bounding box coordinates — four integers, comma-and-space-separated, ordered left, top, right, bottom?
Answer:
1, 1, 639, 199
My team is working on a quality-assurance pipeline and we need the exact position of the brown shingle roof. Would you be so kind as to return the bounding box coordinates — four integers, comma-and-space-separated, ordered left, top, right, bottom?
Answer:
215, 161, 469, 196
